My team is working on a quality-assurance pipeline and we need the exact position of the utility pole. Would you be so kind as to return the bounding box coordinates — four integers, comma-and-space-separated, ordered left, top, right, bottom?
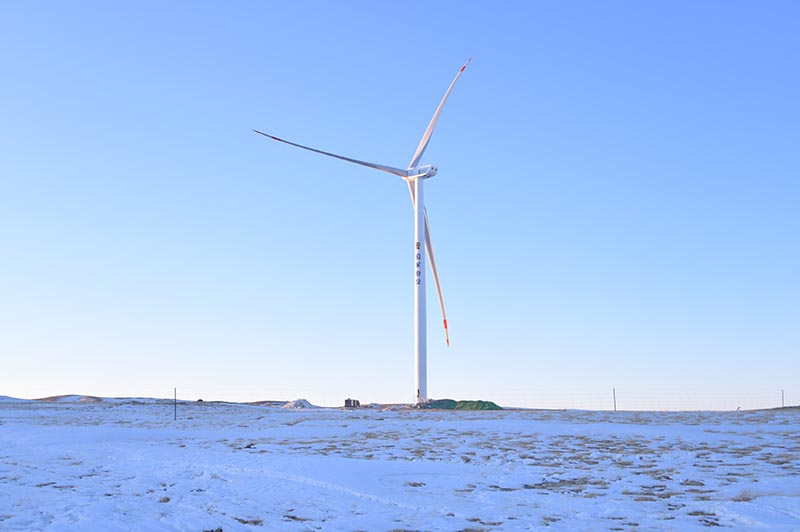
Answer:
613, 388, 617, 412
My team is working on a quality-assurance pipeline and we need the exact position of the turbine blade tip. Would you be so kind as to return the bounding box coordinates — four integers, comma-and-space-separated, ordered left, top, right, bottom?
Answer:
253, 129, 281, 141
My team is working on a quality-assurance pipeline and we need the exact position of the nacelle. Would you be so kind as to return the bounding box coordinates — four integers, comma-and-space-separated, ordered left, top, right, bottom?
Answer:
411, 164, 438, 179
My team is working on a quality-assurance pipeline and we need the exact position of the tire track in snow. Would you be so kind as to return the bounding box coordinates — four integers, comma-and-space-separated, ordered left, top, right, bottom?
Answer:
258, 467, 469, 521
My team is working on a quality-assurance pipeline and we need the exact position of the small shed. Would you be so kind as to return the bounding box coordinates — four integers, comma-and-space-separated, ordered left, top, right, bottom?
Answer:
344, 398, 360, 408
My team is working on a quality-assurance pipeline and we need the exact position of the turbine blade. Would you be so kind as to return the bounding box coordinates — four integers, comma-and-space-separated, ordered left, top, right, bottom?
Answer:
425, 211, 450, 347
407, 58, 471, 169
408, 182, 450, 347
253, 129, 408, 178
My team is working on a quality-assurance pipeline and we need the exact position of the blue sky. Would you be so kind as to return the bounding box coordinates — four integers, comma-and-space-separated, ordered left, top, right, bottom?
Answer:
1, 1, 798, 409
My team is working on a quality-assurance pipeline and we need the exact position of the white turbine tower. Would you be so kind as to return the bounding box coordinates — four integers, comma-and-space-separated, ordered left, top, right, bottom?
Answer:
254, 59, 470, 405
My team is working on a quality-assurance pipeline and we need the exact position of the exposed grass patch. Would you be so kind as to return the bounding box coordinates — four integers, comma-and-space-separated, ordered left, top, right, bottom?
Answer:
283, 514, 309, 522
423, 399, 502, 411
732, 490, 756, 502
235, 516, 264, 525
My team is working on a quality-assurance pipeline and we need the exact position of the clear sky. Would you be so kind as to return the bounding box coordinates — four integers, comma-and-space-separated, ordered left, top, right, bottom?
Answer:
1, 1, 798, 410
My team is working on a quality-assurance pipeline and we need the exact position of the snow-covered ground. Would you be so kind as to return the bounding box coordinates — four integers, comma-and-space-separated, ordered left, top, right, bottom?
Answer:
1, 398, 798, 531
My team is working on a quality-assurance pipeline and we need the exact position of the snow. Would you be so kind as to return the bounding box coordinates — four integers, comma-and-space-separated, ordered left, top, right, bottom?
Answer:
1, 401, 799, 531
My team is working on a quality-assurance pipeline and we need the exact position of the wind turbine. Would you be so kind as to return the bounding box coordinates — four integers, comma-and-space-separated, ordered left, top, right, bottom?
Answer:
254, 59, 470, 405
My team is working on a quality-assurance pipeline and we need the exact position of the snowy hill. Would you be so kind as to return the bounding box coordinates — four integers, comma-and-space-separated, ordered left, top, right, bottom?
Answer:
34, 395, 103, 403
281, 398, 319, 409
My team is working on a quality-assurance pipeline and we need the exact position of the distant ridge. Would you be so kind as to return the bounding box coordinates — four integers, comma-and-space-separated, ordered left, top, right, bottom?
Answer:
3, 395, 510, 410
0, 395, 28, 402
247, 400, 289, 407
35, 395, 103, 403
